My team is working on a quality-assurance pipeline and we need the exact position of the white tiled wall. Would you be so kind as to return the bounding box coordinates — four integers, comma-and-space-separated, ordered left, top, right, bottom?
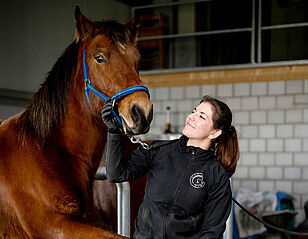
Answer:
148, 79, 308, 224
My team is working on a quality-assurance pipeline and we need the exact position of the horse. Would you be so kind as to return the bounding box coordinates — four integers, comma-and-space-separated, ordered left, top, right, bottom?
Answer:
0, 6, 153, 239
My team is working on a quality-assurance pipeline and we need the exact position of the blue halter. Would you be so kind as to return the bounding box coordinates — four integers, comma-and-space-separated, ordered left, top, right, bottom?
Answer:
82, 49, 150, 129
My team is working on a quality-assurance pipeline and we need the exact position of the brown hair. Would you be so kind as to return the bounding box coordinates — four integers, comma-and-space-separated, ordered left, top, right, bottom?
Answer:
200, 95, 239, 177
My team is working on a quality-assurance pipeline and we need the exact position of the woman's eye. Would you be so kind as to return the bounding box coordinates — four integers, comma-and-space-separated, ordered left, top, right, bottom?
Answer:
95, 55, 106, 64
200, 115, 206, 120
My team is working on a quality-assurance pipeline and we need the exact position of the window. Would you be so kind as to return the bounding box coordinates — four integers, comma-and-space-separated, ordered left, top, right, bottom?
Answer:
132, 0, 308, 72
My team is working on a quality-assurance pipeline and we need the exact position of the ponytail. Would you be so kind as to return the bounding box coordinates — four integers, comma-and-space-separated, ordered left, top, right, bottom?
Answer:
200, 95, 239, 177
214, 125, 239, 177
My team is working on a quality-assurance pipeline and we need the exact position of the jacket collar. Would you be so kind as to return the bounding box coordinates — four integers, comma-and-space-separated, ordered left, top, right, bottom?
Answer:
177, 135, 214, 158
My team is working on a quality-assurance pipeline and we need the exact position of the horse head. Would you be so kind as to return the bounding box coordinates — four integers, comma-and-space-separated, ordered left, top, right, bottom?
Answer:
75, 7, 153, 135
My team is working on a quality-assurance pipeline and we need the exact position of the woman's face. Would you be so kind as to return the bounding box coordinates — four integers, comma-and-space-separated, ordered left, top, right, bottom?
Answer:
182, 102, 218, 141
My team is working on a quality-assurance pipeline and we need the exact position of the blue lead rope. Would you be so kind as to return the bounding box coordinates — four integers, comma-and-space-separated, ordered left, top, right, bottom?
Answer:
82, 49, 150, 129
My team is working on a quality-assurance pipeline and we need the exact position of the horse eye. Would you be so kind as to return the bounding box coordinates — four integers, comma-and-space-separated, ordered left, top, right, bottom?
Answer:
95, 55, 106, 64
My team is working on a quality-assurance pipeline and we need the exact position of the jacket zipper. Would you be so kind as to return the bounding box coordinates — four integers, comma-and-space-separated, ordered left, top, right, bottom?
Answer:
163, 150, 196, 238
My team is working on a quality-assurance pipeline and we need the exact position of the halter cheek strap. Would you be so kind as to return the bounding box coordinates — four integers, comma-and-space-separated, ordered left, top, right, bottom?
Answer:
82, 49, 150, 129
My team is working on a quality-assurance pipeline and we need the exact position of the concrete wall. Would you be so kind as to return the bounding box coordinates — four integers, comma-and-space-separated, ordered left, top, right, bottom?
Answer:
0, 0, 130, 93
148, 79, 308, 225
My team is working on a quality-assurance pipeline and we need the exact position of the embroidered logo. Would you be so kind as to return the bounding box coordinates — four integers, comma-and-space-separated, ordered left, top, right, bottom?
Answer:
190, 173, 205, 189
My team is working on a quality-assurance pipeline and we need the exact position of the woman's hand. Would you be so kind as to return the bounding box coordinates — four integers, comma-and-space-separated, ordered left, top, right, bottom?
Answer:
101, 99, 123, 134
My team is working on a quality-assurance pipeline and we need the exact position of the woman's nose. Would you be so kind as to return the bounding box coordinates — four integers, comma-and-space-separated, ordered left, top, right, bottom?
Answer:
189, 113, 196, 121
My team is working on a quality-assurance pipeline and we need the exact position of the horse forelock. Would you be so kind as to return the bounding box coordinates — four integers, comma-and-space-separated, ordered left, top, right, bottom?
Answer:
17, 42, 80, 147
94, 20, 131, 45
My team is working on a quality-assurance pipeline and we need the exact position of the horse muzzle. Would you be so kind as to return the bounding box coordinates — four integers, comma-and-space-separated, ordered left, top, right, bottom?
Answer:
121, 103, 153, 135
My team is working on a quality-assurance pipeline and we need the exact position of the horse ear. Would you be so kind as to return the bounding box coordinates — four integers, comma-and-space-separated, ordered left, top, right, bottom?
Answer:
125, 17, 140, 45
74, 6, 93, 42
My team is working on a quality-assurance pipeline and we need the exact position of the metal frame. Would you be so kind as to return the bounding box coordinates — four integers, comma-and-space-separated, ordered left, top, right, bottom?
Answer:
95, 167, 131, 237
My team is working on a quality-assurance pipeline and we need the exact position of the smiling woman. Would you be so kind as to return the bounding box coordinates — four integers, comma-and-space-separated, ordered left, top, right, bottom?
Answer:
102, 95, 239, 239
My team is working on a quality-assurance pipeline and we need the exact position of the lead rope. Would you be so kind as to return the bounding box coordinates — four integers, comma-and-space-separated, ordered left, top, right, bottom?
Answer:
127, 136, 308, 237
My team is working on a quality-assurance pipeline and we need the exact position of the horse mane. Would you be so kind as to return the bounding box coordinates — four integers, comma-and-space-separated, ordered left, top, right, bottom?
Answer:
17, 41, 80, 147
17, 20, 131, 147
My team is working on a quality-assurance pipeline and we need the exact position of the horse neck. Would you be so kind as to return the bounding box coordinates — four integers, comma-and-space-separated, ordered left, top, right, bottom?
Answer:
59, 73, 107, 175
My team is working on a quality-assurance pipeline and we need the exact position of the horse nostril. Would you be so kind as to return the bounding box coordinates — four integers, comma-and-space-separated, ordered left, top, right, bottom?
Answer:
130, 103, 151, 133
130, 104, 141, 123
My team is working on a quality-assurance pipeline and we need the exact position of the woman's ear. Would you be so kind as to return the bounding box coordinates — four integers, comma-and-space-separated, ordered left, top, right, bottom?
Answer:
209, 129, 222, 140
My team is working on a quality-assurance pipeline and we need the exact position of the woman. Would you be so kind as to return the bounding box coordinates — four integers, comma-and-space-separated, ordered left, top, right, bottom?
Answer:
102, 95, 239, 239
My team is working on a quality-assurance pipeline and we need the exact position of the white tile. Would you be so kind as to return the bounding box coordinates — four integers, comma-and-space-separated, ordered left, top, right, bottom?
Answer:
304, 139, 308, 151
275, 153, 293, 166
259, 180, 274, 191
267, 167, 283, 179
201, 84, 216, 97
177, 100, 192, 113
284, 167, 301, 179
241, 180, 257, 191
252, 82, 267, 96
170, 86, 184, 100
242, 97, 258, 110
186, 86, 200, 99
234, 83, 250, 96
241, 153, 258, 166
305, 80, 308, 93
286, 80, 304, 94
286, 109, 302, 123
233, 112, 250, 125
277, 96, 294, 109
249, 167, 265, 179
294, 153, 308, 166
260, 96, 276, 109
268, 110, 284, 124
269, 81, 285, 95
241, 125, 258, 138
295, 124, 308, 137
231, 180, 241, 192
302, 168, 308, 180
277, 125, 293, 138
233, 166, 248, 179
267, 139, 284, 152
295, 94, 308, 105
154, 87, 169, 100
304, 109, 308, 123
177, 112, 186, 130
239, 139, 249, 152
259, 153, 275, 166
225, 98, 241, 111
153, 113, 165, 129
294, 182, 308, 193
259, 125, 275, 138
285, 139, 302, 152
250, 139, 266, 152
217, 84, 233, 97
152, 101, 163, 113
251, 111, 267, 124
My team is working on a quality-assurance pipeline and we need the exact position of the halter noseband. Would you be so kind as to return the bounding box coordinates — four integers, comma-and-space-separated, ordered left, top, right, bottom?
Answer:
82, 49, 150, 129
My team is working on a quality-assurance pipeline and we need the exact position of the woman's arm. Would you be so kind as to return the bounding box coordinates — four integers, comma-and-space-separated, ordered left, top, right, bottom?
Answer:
104, 132, 152, 183
199, 177, 232, 239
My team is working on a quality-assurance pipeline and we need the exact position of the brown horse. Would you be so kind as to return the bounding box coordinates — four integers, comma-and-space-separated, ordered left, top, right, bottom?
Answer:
0, 7, 152, 239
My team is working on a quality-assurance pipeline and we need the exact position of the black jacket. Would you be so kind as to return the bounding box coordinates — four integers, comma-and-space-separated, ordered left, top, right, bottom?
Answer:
104, 133, 232, 239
